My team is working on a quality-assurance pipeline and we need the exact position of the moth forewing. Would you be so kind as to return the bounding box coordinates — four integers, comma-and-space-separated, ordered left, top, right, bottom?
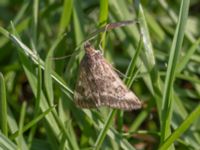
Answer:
74, 42, 141, 110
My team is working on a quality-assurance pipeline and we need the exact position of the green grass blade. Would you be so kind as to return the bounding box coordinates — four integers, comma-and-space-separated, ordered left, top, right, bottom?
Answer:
6, 31, 73, 95
10, 105, 56, 139
58, 0, 73, 35
17, 102, 27, 150
176, 38, 200, 73
98, 0, 108, 48
177, 74, 200, 85
160, 105, 200, 150
133, 0, 163, 118
13, 1, 30, 24
124, 36, 143, 87
0, 131, 17, 150
32, 0, 38, 47
11, 27, 78, 149
44, 33, 80, 149
134, 0, 155, 70
4, 26, 73, 98
129, 109, 149, 132
144, 11, 165, 42
27, 58, 42, 148
10, 30, 75, 149
0, 26, 9, 38
99, 0, 108, 26
28, 3, 40, 146
160, 0, 190, 144
158, 0, 196, 44
0, 73, 8, 137
18, 48, 66, 148
64, 0, 85, 86
94, 110, 118, 150
73, 0, 85, 45
7, 108, 28, 149
45, 34, 66, 105
10, 31, 60, 137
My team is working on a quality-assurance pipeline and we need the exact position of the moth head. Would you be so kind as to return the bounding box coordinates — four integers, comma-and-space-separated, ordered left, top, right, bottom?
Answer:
84, 41, 91, 48
84, 42, 95, 54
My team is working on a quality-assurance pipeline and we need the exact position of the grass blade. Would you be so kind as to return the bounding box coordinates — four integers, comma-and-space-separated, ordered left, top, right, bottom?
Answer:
124, 36, 143, 87
160, 0, 190, 144
45, 34, 66, 105
0, 132, 17, 150
176, 38, 200, 73
17, 102, 27, 150
94, 110, 117, 150
58, 0, 73, 35
98, 0, 108, 48
160, 105, 200, 150
10, 105, 56, 139
0, 73, 8, 137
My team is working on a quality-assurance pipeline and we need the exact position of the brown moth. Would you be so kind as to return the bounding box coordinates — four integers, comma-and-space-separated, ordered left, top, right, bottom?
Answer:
74, 42, 141, 110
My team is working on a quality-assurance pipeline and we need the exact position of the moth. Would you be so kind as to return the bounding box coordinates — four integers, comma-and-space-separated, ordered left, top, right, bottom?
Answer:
74, 42, 141, 110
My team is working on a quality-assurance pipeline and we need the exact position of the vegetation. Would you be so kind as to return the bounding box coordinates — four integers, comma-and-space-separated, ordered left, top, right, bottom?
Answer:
0, 0, 199, 150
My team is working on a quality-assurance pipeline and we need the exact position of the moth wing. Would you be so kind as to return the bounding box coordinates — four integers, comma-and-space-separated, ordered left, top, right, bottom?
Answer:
74, 57, 101, 108
90, 55, 141, 110
74, 48, 141, 110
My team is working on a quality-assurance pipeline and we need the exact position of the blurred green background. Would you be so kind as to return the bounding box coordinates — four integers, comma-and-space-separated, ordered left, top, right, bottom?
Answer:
0, 0, 200, 150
